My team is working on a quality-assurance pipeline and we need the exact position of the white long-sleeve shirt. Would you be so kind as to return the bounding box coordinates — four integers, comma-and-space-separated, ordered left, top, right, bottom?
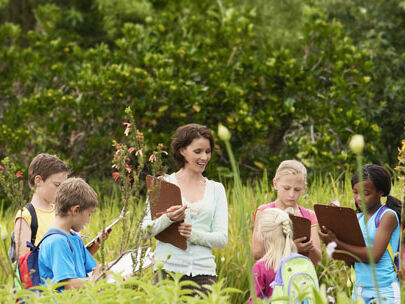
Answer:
142, 173, 228, 276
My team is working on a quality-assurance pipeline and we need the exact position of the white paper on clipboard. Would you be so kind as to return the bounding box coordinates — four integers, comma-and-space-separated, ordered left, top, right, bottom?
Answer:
106, 247, 154, 283
85, 208, 127, 248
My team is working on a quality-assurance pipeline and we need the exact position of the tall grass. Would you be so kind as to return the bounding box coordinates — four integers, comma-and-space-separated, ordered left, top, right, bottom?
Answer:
0, 171, 403, 303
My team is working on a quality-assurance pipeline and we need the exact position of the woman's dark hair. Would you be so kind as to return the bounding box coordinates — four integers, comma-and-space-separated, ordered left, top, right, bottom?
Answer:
351, 164, 403, 227
170, 124, 214, 168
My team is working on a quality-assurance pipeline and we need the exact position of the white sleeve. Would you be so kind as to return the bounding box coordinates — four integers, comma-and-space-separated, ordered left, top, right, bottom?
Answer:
141, 198, 174, 236
189, 182, 228, 248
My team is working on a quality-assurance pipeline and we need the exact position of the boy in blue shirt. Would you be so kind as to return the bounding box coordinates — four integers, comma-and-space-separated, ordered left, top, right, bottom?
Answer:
38, 177, 99, 289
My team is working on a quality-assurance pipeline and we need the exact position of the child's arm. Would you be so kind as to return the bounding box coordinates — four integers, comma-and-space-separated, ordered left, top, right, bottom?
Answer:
14, 218, 31, 259
319, 212, 398, 263
252, 210, 265, 260
61, 278, 87, 290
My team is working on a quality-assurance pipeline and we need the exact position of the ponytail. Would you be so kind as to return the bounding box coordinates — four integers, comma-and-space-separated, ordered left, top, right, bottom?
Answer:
386, 195, 403, 229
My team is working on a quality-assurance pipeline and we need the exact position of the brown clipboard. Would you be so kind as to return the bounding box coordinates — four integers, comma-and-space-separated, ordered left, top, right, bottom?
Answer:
146, 175, 187, 250
289, 214, 311, 242
314, 204, 365, 263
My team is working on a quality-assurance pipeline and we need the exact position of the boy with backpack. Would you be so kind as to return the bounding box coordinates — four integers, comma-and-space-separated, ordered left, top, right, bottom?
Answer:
37, 177, 99, 289
11, 153, 70, 262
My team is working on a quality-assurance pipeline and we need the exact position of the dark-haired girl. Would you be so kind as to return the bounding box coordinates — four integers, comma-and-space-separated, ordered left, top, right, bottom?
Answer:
142, 124, 228, 294
319, 164, 401, 304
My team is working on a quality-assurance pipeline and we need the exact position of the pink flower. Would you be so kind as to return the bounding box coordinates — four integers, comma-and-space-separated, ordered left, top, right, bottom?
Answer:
136, 133, 144, 141
112, 164, 118, 169
161, 150, 168, 155
124, 163, 132, 173
0, 165, 4, 171
128, 147, 135, 154
16, 171, 23, 178
136, 149, 143, 157
123, 122, 131, 136
149, 154, 157, 163
112, 172, 119, 182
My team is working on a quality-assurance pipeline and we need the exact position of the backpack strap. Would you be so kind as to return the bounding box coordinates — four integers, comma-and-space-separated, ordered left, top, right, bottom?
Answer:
26, 203, 38, 245
374, 205, 399, 273
33, 228, 74, 253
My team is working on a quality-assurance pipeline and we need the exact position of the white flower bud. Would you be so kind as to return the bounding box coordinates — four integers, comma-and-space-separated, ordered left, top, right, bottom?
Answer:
218, 124, 231, 141
0, 224, 8, 240
349, 134, 364, 154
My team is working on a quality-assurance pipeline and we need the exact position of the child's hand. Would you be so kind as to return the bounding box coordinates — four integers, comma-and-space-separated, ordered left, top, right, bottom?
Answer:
167, 205, 187, 222
294, 236, 314, 255
178, 222, 192, 239
87, 229, 111, 256
318, 226, 337, 244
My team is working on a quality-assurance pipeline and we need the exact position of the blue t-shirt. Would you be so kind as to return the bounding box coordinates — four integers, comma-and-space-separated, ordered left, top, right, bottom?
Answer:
354, 206, 400, 288
38, 228, 97, 287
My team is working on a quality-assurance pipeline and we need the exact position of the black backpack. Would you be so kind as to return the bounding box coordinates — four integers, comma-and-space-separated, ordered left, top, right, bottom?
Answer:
9, 203, 38, 263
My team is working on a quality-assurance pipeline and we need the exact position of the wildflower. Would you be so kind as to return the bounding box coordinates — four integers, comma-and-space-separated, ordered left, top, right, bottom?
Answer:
128, 147, 135, 154
136, 133, 144, 141
123, 122, 131, 136
0, 223, 7, 240
161, 150, 168, 155
112, 172, 120, 182
328, 295, 336, 304
16, 171, 23, 178
218, 123, 231, 141
149, 154, 157, 163
124, 163, 132, 173
0, 165, 4, 171
221, 256, 225, 262
112, 164, 118, 169
349, 134, 364, 154
326, 241, 337, 257
136, 149, 143, 157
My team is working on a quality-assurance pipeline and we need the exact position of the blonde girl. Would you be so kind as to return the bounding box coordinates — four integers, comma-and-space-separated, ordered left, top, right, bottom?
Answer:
250, 208, 297, 302
252, 160, 321, 265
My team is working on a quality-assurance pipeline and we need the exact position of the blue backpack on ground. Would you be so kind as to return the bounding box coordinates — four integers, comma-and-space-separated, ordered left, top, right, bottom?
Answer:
16, 228, 73, 289
357, 205, 400, 272
270, 253, 319, 303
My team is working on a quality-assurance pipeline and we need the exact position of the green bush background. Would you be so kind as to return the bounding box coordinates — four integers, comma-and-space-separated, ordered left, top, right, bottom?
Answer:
0, 0, 404, 206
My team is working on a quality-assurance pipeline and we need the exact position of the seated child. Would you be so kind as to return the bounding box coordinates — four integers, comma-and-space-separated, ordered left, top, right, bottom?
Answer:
250, 208, 297, 303
38, 177, 99, 290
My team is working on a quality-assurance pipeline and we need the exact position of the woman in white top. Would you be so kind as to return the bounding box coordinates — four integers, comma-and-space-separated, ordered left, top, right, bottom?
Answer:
142, 123, 228, 293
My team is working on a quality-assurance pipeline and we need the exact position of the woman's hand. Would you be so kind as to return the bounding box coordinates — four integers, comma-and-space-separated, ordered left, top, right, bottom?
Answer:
178, 222, 192, 239
318, 226, 337, 244
294, 236, 314, 255
167, 205, 187, 222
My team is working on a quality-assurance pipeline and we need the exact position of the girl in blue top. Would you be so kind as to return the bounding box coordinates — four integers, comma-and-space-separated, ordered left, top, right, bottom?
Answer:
320, 164, 401, 304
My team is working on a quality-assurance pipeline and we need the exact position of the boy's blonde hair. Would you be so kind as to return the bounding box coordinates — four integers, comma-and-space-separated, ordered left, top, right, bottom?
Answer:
259, 208, 297, 270
274, 160, 307, 182
55, 177, 98, 216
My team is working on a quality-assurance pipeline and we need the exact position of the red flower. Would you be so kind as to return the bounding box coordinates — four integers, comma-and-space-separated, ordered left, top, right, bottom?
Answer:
112, 172, 120, 182
16, 171, 23, 178
0, 165, 4, 171
123, 122, 131, 136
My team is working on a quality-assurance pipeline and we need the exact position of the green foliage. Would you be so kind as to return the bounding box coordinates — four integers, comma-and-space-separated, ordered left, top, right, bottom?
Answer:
315, 0, 405, 165
0, 0, 381, 181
